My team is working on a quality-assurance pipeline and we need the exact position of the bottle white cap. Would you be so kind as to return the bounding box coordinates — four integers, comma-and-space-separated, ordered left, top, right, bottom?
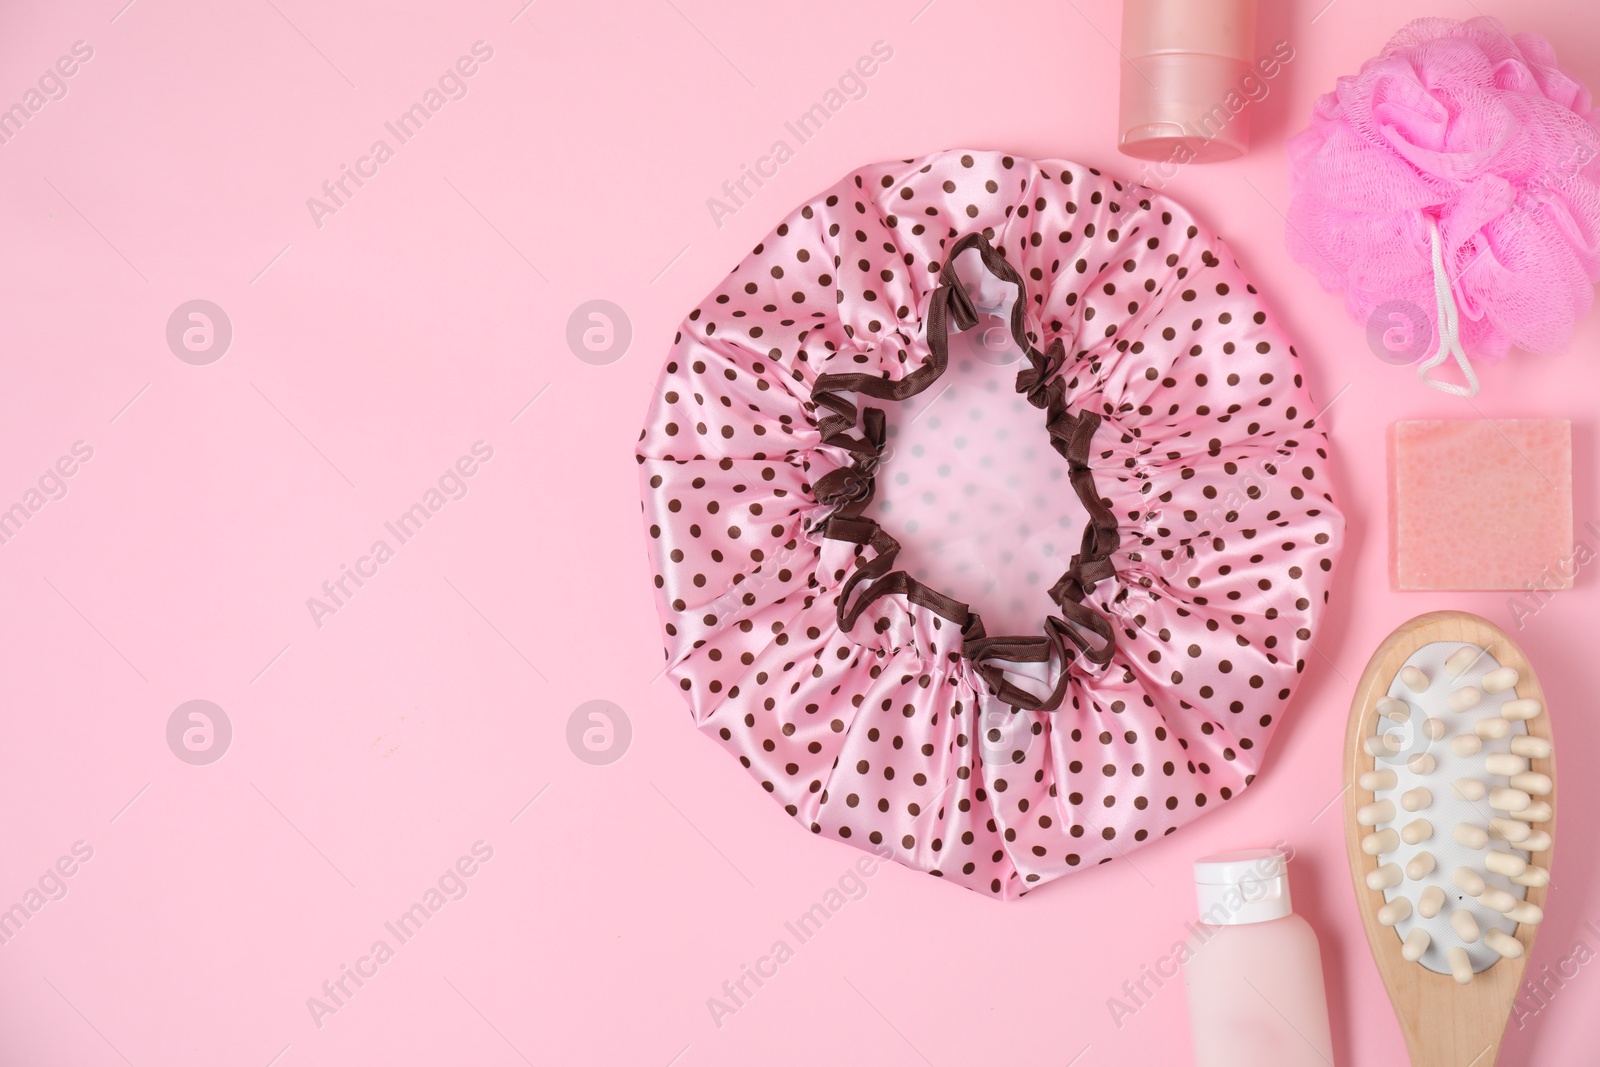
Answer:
1193, 848, 1292, 926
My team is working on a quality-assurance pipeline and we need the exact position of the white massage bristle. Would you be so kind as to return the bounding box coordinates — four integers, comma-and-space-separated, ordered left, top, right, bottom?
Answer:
1501, 698, 1542, 721
1401, 927, 1431, 962
1378, 897, 1412, 927
1510, 801, 1553, 823
1452, 909, 1482, 943
1445, 647, 1481, 677
1359, 768, 1397, 791
1408, 753, 1437, 775
1484, 928, 1524, 959
1364, 733, 1402, 757
1511, 772, 1552, 796
1512, 866, 1550, 889
1476, 718, 1512, 740
1488, 787, 1531, 812
1362, 829, 1400, 855
1522, 830, 1552, 852
1400, 665, 1428, 692
1367, 863, 1403, 890
1510, 735, 1552, 760
1479, 887, 1517, 913
1448, 686, 1483, 712
1507, 900, 1544, 925
1484, 753, 1527, 776
1400, 786, 1432, 812
1489, 817, 1532, 843
1481, 667, 1519, 693
1451, 735, 1483, 758
1401, 819, 1433, 845
1452, 868, 1486, 896
1357, 799, 1396, 826
1453, 778, 1487, 801
1485, 851, 1528, 878
1417, 885, 1445, 919
1453, 823, 1489, 849
1447, 947, 1473, 985
1377, 696, 1409, 722
1405, 852, 1436, 880
1424, 717, 1445, 741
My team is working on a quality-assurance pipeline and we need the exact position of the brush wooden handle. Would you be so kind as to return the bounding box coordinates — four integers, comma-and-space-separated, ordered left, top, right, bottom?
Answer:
1344, 611, 1555, 1067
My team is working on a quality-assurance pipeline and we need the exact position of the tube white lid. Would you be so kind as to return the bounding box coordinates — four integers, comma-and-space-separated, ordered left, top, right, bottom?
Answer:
1193, 848, 1292, 925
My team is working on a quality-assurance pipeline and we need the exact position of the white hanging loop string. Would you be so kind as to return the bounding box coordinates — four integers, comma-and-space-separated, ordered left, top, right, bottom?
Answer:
1414, 217, 1480, 398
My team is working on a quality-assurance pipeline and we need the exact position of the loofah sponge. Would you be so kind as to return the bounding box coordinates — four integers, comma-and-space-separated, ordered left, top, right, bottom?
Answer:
1287, 17, 1600, 383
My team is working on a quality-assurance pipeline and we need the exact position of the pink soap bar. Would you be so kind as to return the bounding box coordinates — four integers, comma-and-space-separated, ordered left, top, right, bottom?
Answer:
1389, 419, 1573, 591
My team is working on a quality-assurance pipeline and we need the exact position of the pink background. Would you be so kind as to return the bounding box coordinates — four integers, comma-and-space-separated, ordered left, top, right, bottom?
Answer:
2, 0, 1597, 1064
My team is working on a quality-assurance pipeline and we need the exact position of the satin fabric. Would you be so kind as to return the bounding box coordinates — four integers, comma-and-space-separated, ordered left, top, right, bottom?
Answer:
637, 150, 1345, 898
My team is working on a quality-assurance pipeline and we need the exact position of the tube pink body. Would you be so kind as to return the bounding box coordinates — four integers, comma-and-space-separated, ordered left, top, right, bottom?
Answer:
1184, 913, 1335, 1067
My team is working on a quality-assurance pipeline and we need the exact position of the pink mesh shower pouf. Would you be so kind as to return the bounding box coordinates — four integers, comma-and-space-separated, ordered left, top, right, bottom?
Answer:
1286, 16, 1600, 393
636, 150, 1344, 898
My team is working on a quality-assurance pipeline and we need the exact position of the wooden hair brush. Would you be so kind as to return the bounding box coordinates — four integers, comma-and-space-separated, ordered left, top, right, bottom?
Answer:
1343, 611, 1555, 1066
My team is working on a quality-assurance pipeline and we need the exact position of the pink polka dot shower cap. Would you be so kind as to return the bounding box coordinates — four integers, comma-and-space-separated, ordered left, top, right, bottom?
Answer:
637, 150, 1344, 898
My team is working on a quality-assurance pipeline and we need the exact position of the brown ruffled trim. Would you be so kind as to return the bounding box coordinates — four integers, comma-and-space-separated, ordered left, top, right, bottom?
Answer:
810, 232, 1120, 712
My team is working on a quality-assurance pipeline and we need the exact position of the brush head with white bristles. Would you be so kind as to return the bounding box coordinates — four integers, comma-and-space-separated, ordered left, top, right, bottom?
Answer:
1356, 640, 1553, 984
